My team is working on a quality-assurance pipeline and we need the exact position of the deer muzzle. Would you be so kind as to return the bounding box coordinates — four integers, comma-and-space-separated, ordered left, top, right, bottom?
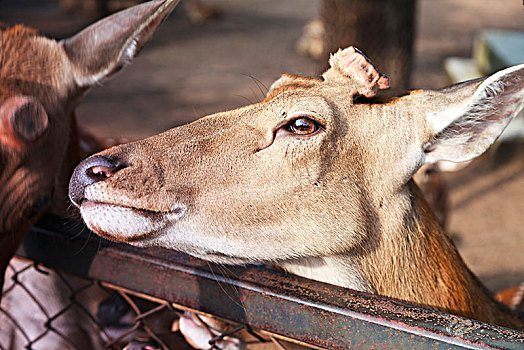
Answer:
69, 154, 187, 242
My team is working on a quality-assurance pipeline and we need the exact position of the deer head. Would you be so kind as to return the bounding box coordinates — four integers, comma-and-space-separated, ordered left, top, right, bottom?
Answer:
0, 0, 178, 284
70, 46, 523, 260
69, 46, 524, 328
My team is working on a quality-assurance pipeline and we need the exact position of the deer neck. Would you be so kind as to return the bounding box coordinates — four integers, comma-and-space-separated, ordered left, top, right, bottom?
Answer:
279, 180, 523, 329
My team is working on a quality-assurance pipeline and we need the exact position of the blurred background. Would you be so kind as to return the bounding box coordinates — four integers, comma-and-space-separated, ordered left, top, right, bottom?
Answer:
0, 0, 522, 292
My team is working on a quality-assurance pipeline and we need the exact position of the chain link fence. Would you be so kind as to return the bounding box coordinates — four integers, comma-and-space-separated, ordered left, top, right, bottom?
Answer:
0, 258, 294, 350
1, 259, 178, 350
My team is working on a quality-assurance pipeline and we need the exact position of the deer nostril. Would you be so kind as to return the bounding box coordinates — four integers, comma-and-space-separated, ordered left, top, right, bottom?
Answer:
87, 165, 116, 181
69, 155, 126, 207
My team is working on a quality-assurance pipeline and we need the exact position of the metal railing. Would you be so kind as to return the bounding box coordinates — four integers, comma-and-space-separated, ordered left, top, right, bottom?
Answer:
3, 214, 524, 349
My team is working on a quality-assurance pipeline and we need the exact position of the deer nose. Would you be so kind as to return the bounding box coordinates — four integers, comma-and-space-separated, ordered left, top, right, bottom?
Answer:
69, 155, 125, 207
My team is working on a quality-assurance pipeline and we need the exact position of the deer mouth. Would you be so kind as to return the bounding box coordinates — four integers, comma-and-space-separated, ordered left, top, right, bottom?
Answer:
79, 200, 186, 243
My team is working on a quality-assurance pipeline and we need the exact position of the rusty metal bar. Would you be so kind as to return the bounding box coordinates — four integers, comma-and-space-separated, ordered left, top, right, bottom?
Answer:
17, 215, 524, 349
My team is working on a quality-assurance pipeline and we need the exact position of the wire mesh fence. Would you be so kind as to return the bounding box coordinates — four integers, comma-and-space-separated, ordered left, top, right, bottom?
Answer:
1, 258, 177, 350
0, 258, 293, 350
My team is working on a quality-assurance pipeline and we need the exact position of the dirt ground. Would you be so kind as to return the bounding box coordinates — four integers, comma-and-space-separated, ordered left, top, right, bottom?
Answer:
1, 0, 522, 293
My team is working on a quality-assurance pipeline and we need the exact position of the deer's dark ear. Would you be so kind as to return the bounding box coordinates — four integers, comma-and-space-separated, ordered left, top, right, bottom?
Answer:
61, 0, 179, 86
422, 64, 524, 164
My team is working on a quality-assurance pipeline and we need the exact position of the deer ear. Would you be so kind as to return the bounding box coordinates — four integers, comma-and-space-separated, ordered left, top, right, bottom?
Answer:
0, 96, 49, 151
61, 0, 179, 87
423, 64, 524, 164
323, 46, 389, 98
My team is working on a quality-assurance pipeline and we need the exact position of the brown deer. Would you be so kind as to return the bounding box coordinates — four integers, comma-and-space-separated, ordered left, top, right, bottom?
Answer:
69, 46, 524, 333
0, 1, 178, 347
0, 0, 178, 291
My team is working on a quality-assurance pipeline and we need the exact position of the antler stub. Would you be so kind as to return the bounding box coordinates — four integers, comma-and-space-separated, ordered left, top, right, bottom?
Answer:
329, 46, 390, 98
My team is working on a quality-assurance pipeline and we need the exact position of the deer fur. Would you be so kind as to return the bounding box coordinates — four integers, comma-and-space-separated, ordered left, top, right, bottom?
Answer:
0, 1, 178, 347
70, 46, 524, 332
0, 0, 178, 289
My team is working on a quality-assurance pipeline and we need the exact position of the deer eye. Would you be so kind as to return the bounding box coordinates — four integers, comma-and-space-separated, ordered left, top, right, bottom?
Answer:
286, 117, 320, 136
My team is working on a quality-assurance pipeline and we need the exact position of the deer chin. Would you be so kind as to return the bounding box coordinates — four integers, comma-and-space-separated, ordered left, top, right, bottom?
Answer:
79, 201, 186, 243
79, 200, 261, 264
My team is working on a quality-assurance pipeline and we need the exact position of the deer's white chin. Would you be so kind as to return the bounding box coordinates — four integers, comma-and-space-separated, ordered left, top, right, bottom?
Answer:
79, 201, 185, 243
